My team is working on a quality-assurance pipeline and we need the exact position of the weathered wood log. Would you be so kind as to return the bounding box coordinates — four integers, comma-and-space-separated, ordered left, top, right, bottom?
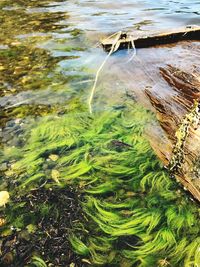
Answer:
145, 65, 200, 202
101, 25, 200, 52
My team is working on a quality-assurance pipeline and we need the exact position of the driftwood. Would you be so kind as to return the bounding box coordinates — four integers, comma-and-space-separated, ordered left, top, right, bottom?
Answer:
101, 25, 200, 53
145, 65, 200, 202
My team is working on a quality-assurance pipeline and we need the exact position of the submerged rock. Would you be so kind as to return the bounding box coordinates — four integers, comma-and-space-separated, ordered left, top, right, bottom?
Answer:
0, 163, 8, 172
0, 191, 9, 207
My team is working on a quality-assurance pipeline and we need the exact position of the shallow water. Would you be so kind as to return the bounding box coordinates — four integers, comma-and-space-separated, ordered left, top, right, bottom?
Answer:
0, 0, 200, 128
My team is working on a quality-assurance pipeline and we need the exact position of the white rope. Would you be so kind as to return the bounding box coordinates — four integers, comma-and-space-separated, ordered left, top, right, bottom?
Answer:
126, 38, 136, 63
88, 31, 122, 114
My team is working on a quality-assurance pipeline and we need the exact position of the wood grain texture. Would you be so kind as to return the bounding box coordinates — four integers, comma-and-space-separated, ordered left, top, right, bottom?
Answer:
101, 25, 200, 52
145, 65, 200, 201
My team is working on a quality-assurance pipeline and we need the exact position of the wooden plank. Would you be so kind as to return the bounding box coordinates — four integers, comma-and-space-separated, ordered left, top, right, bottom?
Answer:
145, 65, 200, 202
101, 25, 200, 52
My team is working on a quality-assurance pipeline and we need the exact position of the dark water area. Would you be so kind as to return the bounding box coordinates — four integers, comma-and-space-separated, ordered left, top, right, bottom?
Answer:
0, 1, 200, 267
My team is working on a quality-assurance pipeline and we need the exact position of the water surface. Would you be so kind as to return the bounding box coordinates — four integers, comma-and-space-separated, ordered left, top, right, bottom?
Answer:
0, 0, 200, 131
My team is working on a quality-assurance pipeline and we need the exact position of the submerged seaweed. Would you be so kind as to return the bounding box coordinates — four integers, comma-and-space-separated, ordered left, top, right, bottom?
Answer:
0, 103, 200, 267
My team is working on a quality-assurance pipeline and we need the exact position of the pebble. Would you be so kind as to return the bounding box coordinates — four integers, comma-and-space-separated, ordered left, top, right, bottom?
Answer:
0, 163, 8, 172
0, 191, 10, 207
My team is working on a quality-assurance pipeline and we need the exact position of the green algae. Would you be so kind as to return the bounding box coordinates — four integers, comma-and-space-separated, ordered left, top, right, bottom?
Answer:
1, 103, 200, 267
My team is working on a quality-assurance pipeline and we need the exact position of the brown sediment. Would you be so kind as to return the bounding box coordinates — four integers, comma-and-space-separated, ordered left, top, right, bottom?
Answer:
0, 187, 89, 267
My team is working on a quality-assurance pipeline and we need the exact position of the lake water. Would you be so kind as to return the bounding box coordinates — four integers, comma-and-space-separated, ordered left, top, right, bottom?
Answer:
1, 0, 200, 123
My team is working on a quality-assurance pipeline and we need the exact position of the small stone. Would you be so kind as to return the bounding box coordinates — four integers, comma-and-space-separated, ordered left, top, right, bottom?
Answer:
3, 252, 13, 264
10, 88, 17, 93
0, 65, 5, 71
6, 121, 15, 127
0, 163, 8, 172
0, 218, 6, 227
51, 170, 60, 183
11, 41, 21, 46
126, 191, 136, 197
21, 76, 30, 84
19, 230, 30, 241
5, 169, 14, 177
15, 118, 22, 124
49, 154, 59, 161
0, 191, 10, 207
